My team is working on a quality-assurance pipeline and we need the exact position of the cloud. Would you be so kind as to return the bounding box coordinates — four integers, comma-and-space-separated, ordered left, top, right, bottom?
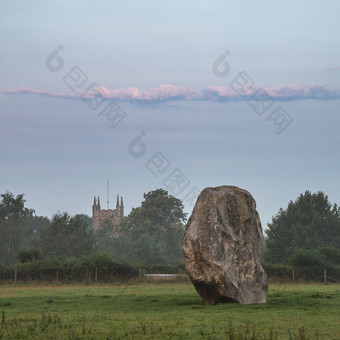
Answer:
3, 87, 77, 99
304, 84, 340, 100
324, 66, 340, 71
3, 83, 340, 104
92, 84, 199, 102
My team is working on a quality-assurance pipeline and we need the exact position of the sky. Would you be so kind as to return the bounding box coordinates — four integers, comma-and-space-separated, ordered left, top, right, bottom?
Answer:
1, 0, 340, 231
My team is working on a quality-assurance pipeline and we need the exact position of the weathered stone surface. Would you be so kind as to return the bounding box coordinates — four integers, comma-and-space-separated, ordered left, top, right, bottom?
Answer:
182, 185, 268, 305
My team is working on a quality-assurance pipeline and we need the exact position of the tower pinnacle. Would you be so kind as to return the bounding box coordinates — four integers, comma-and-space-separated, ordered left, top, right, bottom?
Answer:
116, 194, 120, 209
120, 196, 124, 217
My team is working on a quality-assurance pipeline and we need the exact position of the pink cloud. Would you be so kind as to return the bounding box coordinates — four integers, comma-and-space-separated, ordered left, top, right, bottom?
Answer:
77, 84, 198, 102
304, 84, 340, 99
3, 86, 77, 99
201, 86, 237, 100
324, 66, 340, 71
263, 84, 305, 98
3, 83, 340, 103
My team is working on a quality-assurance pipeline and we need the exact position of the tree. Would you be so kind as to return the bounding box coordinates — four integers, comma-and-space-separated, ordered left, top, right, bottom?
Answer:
0, 192, 34, 264
121, 189, 186, 239
95, 219, 122, 256
288, 248, 328, 267
265, 191, 340, 264
17, 249, 43, 263
28, 215, 50, 238
97, 189, 187, 266
33, 212, 96, 258
75, 214, 92, 232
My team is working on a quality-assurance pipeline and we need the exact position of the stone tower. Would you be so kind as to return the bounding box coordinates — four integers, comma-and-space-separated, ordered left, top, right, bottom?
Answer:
92, 194, 124, 232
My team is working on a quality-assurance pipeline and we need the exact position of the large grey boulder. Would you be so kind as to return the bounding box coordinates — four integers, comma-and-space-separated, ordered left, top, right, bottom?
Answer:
182, 185, 268, 305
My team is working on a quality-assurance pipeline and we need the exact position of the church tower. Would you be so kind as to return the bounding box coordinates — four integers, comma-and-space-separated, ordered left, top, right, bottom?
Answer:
92, 189, 124, 232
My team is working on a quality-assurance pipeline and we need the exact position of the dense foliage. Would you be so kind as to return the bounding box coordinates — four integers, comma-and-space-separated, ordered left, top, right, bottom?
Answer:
4, 188, 339, 270
96, 189, 187, 266
265, 191, 340, 265
32, 212, 96, 258
0, 189, 187, 268
0, 193, 35, 264
0, 252, 139, 282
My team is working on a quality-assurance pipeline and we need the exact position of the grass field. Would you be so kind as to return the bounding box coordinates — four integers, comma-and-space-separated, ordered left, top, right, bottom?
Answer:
0, 282, 339, 339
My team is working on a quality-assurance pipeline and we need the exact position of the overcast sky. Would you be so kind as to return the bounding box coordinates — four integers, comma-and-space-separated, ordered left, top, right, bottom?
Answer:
1, 0, 339, 230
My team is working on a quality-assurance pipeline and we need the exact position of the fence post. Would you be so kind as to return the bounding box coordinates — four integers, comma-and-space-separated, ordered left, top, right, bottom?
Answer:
95, 268, 98, 283
324, 268, 327, 284
139, 268, 142, 281
292, 267, 295, 283
14, 269, 17, 283
56, 270, 59, 283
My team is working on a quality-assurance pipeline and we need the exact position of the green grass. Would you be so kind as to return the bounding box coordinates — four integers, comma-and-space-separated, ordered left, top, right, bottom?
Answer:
0, 282, 340, 339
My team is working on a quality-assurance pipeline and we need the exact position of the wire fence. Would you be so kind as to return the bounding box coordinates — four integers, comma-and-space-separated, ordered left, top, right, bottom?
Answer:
263, 264, 340, 283
1, 264, 339, 284
0, 264, 140, 283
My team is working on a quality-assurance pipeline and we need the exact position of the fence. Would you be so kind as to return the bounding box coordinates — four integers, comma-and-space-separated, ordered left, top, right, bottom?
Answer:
263, 264, 340, 283
0, 264, 140, 283
1, 264, 340, 284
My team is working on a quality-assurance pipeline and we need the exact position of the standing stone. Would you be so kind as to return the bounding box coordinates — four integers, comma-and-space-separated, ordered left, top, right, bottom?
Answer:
182, 186, 268, 305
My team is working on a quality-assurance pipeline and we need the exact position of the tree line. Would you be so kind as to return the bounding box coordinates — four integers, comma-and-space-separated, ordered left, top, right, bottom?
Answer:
1, 189, 339, 270
265, 190, 340, 267
0, 252, 140, 282
0, 189, 186, 268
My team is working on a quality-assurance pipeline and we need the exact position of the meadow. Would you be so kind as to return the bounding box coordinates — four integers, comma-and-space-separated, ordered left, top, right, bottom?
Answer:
0, 282, 339, 339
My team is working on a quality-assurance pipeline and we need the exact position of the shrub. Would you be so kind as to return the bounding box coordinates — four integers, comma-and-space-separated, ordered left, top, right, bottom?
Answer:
288, 248, 328, 267
17, 249, 43, 263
